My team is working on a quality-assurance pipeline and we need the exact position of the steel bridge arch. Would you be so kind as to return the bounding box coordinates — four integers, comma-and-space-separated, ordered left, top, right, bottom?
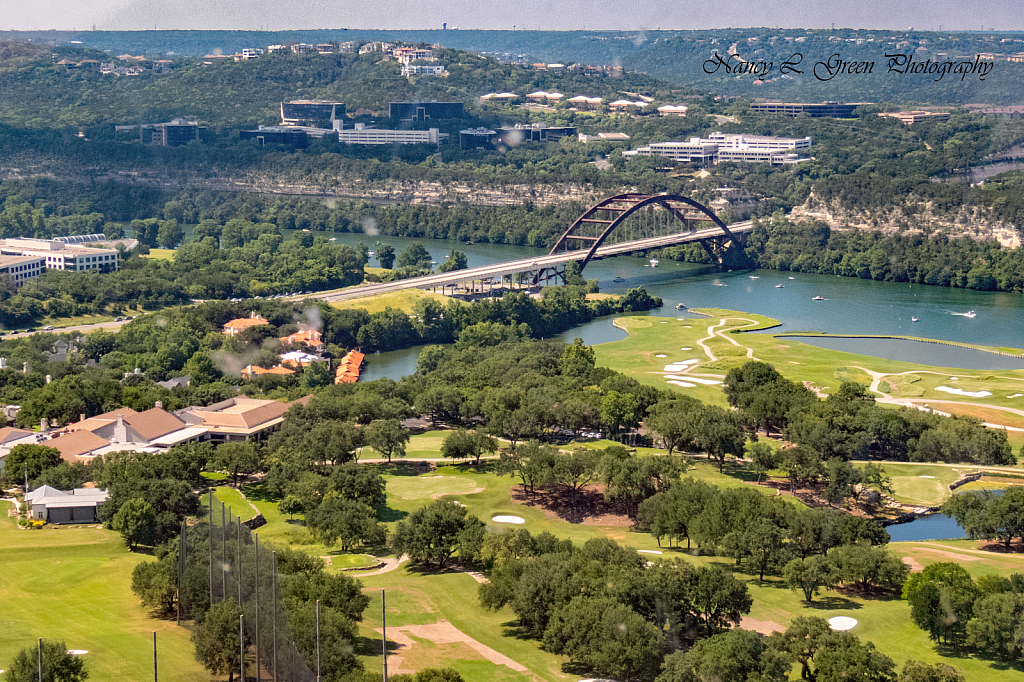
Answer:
547, 193, 734, 271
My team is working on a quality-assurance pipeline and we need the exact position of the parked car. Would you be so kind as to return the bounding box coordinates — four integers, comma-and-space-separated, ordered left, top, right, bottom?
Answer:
43, 325, 54, 331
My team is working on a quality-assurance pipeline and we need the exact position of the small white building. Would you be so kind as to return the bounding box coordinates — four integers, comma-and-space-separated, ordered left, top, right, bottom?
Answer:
25, 486, 109, 524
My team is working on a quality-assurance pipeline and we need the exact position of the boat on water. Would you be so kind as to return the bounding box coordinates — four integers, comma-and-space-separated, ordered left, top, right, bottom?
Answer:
675, 303, 687, 310
649, 259, 659, 267
788, 277, 795, 280
749, 276, 759, 279
712, 283, 727, 287
964, 311, 977, 318
613, 277, 626, 283
775, 284, 785, 288
911, 317, 919, 322
329, 237, 337, 241
812, 296, 825, 301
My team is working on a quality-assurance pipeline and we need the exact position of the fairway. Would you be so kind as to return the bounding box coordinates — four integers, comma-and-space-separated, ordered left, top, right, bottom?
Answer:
0, 507, 205, 681
331, 289, 451, 315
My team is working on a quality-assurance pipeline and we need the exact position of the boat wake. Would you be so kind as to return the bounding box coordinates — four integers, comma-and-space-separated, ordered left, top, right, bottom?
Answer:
949, 310, 977, 318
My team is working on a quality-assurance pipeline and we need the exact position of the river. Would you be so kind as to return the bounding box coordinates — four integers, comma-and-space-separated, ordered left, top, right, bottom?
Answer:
293, 231, 1024, 378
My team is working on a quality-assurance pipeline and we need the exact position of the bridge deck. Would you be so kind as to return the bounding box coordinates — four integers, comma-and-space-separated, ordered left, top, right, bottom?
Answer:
319, 221, 752, 303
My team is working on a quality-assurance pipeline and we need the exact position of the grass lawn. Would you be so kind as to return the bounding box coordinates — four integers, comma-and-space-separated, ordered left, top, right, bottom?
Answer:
594, 311, 1024, 422
331, 289, 452, 315
856, 464, 962, 507
141, 249, 176, 261
361, 430, 459, 460
0, 508, 205, 682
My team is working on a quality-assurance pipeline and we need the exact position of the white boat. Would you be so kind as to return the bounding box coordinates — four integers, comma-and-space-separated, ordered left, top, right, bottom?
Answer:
775, 284, 785, 288
613, 277, 626, 283
675, 303, 687, 310
788, 277, 795, 280
749, 276, 759, 279
649, 259, 659, 267
812, 296, 825, 301
329, 237, 337, 241
911, 317, 919, 322
964, 311, 976, 318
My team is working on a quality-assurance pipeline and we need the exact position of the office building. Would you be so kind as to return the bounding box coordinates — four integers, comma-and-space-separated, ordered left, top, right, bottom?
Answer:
878, 111, 951, 125
0, 238, 119, 272
749, 101, 870, 118
390, 101, 464, 122
176, 396, 295, 443
280, 100, 345, 126
338, 123, 447, 145
460, 127, 498, 149
402, 64, 445, 76
113, 119, 204, 146
498, 122, 576, 144
578, 132, 631, 143
622, 132, 811, 166
240, 126, 310, 148
0, 255, 45, 288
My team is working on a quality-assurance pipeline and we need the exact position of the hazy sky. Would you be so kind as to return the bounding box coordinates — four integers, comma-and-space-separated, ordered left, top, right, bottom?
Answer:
3, 0, 1022, 32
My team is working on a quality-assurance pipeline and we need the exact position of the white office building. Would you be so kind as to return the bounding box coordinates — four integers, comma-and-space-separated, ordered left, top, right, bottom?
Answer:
337, 123, 448, 145
0, 238, 120, 272
0, 254, 45, 287
622, 132, 811, 166
402, 64, 445, 76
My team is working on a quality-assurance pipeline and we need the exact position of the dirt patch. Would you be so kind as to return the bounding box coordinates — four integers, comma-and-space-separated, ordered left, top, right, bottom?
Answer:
903, 556, 924, 572
510, 484, 633, 526
377, 621, 528, 673
740, 617, 785, 635
431, 486, 486, 500
915, 547, 981, 562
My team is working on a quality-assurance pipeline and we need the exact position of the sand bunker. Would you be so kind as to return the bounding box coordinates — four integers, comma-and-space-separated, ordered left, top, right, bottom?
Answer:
638, 549, 663, 555
936, 386, 992, 398
492, 515, 525, 524
66, 650, 88, 656
1009, 394, 1023, 399
919, 475, 935, 479
663, 360, 700, 371
660, 321, 668, 323
655, 354, 667, 358
828, 617, 858, 631
668, 381, 696, 388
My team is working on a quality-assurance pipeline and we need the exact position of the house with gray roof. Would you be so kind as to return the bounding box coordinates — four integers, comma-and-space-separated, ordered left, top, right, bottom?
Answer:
24, 485, 108, 524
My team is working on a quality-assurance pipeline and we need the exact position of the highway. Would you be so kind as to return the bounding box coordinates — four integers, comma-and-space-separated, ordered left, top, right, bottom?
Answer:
320, 221, 752, 303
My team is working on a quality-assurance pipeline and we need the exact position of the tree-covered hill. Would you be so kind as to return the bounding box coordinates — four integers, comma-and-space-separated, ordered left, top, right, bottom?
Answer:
0, 45, 679, 129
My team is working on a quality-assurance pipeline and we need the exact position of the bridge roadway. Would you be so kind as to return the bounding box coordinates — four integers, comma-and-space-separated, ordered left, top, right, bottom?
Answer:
319, 220, 753, 303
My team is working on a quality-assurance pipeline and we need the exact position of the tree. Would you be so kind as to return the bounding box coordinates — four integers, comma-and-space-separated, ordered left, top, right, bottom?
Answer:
390, 668, 465, 682
780, 445, 823, 494
496, 441, 555, 496
364, 419, 410, 463
2, 444, 61, 487
304, 495, 386, 551
112, 497, 157, 550
376, 243, 395, 269
771, 616, 833, 681
191, 599, 244, 682
552, 449, 599, 519
965, 592, 1024, 661
213, 441, 261, 488
898, 661, 966, 682
437, 249, 468, 273
750, 441, 779, 485
279, 495, 303, 519
658, 628, 790, 682
156, 219, 183, 249
647, 401, 699, 456
903, 562, 979, 652
829, 543, 909, 593
694, 407, 746, 473
813, 634, 897, 682
823, 458, 860, 507
396, 242, 433, 270
558, 338, 596, 377
5, 640, 88, 682
542, 597, 663, 682
784, 555, 836, 602
131, 559, 177, 617
688, 565, 753, 638
390, 499, 484, 569
600, 390, 639, 435
942, 488, 1024, 549
440, 429, 495, 465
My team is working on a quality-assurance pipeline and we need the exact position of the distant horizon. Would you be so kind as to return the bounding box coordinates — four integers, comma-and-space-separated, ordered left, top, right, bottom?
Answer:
6, 27, 1024, 34
4, 0, 1024, 33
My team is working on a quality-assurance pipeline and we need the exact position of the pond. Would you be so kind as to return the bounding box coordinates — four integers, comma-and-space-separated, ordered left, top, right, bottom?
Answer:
886, 488, 1006, 542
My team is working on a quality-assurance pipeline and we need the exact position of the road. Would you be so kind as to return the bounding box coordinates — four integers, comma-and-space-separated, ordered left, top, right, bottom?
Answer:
3, 317, 132, 339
